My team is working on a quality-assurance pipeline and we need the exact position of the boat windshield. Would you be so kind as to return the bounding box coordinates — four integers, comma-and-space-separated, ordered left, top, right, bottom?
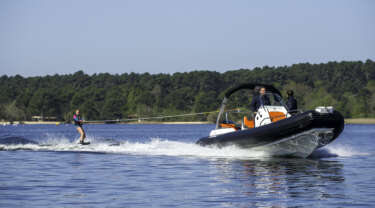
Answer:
263, 92, 284, 106
217, 91, 285, 127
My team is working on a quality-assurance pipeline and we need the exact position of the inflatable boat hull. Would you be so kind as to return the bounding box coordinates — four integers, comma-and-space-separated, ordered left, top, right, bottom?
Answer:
196, 110, 344, 158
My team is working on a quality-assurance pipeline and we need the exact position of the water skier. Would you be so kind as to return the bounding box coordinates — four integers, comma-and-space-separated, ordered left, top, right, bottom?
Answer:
73, 109, 86, 144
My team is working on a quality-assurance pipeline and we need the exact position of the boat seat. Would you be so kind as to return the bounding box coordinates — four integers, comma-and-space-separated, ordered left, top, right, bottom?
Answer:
220, 123, 240, 130
243, 116, 255, 128
269, 111, 286, 122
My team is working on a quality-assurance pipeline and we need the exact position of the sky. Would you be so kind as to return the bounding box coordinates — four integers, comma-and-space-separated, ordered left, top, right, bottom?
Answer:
0, 0, 374, 77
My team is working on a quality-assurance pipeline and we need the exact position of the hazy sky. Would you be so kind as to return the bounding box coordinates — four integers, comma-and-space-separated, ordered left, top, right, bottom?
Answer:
1, 0, 374, 77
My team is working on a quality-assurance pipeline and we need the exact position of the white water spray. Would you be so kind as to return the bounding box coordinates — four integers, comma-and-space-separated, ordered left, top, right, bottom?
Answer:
0, 136, 267, 159
0, 136, 369, 159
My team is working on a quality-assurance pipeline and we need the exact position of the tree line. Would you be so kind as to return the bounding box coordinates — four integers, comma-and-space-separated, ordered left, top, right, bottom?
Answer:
0, 60, 374, 122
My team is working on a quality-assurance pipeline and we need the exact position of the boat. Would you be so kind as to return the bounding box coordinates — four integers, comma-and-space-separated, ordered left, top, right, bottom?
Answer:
196, 83, 344, 158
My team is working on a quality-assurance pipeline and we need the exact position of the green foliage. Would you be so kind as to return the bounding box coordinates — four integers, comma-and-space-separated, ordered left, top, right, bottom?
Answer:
0, 60, 374, 121
1, 101, 25, 121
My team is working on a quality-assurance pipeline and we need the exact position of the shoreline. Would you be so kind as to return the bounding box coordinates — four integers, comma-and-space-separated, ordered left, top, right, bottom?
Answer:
1, 118, 375, 125
344, 118, 375, 124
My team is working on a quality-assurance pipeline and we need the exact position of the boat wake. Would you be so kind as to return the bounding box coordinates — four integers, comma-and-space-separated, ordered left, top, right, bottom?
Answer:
0, 136, 267, 159
0, 136, 369, 159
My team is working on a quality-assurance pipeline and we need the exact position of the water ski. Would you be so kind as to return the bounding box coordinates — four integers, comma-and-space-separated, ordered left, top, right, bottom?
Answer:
78, 141, 91, 145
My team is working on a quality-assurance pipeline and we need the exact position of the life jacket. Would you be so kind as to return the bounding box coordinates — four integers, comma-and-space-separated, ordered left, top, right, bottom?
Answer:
73, 114, 82, 126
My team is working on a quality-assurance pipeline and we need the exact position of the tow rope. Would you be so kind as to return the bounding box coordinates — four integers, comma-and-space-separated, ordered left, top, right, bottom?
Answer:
84, 108, 245, 124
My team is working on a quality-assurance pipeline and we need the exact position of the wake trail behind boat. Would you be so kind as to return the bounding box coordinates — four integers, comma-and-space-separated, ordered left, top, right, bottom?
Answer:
0, 136, 369, 159
0, 137, 267, 158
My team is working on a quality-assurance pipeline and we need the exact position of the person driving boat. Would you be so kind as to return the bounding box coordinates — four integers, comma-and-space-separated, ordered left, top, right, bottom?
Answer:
250, 86, 271, 113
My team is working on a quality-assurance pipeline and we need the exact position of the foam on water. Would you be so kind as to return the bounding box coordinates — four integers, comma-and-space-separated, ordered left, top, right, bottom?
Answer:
1, 135, 370, 159
0, 136, 267, 159
323, 144, 370, 157
309, 144, 371, 158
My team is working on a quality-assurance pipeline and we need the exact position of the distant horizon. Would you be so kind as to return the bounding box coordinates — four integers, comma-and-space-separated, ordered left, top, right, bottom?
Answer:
1, 58, 373, 78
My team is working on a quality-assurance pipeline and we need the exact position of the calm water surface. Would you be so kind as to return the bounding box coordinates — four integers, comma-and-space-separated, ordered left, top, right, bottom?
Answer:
0, 124, 374, 207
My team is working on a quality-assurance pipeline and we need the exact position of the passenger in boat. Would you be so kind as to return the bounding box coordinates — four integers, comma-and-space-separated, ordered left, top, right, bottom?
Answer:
286, 90, 298, 112
250, 86, 271, 113
73, 109, 86, 144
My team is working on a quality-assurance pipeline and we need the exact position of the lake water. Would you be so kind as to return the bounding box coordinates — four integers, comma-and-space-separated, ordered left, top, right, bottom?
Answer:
0, 124, 374, 207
